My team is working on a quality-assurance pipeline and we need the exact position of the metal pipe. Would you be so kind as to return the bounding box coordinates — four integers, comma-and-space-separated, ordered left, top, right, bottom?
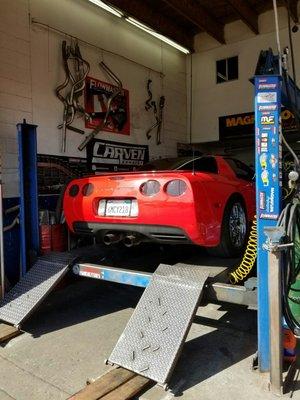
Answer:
0, 181, 5, 299
3, 217, 19, 233
268, 248, 283, 395
264, 227, 286, 394
72, 263, 258, 308
4, 204, 20, 215
206, 282, 257, 309
31, 19, 164, 77
272, 0, 282, 75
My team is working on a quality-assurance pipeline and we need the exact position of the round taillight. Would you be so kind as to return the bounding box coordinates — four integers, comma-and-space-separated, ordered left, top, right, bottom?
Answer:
140, 180, 160, 196
166, 180, 187, 196
82, 183, 94, 196
69, 184, 79, 197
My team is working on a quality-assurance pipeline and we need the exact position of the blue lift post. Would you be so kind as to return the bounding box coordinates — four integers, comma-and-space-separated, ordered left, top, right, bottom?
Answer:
254, 75, 282, 372
17, 121, 40, 276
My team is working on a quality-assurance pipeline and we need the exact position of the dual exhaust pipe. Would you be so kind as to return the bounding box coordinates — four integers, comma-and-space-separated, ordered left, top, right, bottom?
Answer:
103, 232, 141, 247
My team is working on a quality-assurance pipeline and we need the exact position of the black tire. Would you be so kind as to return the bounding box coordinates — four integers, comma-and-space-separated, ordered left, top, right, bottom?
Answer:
207, 196, 248, 258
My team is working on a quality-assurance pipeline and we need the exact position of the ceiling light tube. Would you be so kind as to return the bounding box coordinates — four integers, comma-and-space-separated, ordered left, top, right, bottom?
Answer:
87, 0, 123, 18
126, 17, 190, 54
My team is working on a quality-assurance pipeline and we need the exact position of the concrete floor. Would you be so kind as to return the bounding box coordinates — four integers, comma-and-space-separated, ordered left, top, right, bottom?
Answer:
0, 246, 300, 400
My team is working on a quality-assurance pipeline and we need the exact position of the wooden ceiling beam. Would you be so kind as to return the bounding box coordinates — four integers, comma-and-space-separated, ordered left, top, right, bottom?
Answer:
226, 0, 259, 34
161, 0, 225, 44
286, 0, 299, 23
106, 0, 194, 51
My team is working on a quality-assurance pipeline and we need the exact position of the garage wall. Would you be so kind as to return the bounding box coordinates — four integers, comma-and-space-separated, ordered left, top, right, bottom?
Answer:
0, 0, 188, 199
190, 6, 300, 145
0, 0, 32, 198
30, 0, 187, 161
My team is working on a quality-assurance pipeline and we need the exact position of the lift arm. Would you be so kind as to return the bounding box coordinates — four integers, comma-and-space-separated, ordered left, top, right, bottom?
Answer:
73, 263, 257, 309
255, 48, 300, 120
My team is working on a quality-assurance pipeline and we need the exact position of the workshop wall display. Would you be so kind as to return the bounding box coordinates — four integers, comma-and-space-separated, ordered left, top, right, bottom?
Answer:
37, 154, 88, 195
87, 138, 149, 173
85, 76, 130, 135
219, 108, 297, 140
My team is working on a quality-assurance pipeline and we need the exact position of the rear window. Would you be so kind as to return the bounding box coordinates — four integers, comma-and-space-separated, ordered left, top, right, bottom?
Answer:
177, 157, 218, 174
225, 158, 254, 181
138, 157, 193, 171
139, 156, 218, 173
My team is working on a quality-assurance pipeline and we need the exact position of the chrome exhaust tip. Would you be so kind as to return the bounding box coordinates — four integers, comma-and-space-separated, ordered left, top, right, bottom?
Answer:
123, 235, 141, 248
103, 233, 123, 245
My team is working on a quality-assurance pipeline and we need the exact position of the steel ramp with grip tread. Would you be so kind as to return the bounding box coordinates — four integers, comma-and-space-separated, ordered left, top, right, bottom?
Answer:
108, 263, 210, 386
0, 253, 77, 327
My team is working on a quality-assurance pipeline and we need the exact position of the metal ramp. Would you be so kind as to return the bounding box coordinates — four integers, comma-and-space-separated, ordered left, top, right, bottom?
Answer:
0, 253, 76, 327
108, 263, 210, 386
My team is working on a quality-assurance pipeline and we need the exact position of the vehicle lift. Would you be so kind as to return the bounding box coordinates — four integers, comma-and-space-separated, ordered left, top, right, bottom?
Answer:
0, 123, 258, 389
0, 48, 299, 392
254, 47, 300, 394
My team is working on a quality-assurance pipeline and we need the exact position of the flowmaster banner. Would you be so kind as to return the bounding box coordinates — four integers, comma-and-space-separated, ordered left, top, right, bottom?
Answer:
85, 76, 130, 135
87, 139, 149, 172
254, 75, 282, 372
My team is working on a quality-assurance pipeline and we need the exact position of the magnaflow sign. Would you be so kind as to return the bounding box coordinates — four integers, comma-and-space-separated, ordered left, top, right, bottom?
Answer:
219, 108, 296, 140
87, 138, 149, 172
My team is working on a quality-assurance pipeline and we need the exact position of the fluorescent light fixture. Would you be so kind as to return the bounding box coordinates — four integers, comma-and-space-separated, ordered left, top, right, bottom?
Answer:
87, 0, 123, 18
86, 1, 190, 54
126, 17, 190, 54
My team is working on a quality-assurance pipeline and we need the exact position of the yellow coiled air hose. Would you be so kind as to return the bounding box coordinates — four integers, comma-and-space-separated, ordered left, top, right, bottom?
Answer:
229, 216, 257, 284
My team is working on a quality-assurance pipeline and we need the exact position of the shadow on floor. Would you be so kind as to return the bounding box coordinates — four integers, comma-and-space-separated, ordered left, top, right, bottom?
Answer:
285, 352, 300, 397
2, 243, 256, 397
168, 303, 257, 395
6, 260, 266, 400
20, 243, 239, 337
22, 278, 143, 338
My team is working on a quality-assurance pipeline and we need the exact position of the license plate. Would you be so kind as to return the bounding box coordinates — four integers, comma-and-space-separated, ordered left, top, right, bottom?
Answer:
105, 200, 132, 217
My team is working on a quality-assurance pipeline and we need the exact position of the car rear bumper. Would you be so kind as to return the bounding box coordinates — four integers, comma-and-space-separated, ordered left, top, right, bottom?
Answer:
73, 221, 192, 244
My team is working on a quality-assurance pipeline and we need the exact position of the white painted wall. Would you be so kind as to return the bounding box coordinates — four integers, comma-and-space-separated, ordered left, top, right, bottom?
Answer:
191, 6, 300, 145
0, 0, 32, 198
4, 2, 296, 199
30, 0, 187, 160
0, 0, 187, 197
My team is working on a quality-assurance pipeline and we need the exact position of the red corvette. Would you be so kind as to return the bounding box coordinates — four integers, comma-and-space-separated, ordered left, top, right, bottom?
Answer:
63, 156, 255, 257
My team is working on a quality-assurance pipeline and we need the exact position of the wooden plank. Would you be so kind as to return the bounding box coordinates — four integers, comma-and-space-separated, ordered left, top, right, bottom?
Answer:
288, 0, 299, 23
106, 0, 194, 51
0, 323, 20, 343
101, 374, 152, 400
162, 0, 225, 44
226, 0, 259, 34
69, 368, 136, 400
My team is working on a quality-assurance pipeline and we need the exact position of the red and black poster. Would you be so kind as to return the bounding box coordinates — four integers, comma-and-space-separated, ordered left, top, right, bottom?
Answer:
85, 76, 130, 135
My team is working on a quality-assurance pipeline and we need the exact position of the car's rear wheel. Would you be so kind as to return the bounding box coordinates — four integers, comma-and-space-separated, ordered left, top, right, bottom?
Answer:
208, 197, 248, 258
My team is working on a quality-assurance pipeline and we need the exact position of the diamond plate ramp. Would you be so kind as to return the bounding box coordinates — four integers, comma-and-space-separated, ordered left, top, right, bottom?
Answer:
0, 253, 76, 326
108, 263, 209, 385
